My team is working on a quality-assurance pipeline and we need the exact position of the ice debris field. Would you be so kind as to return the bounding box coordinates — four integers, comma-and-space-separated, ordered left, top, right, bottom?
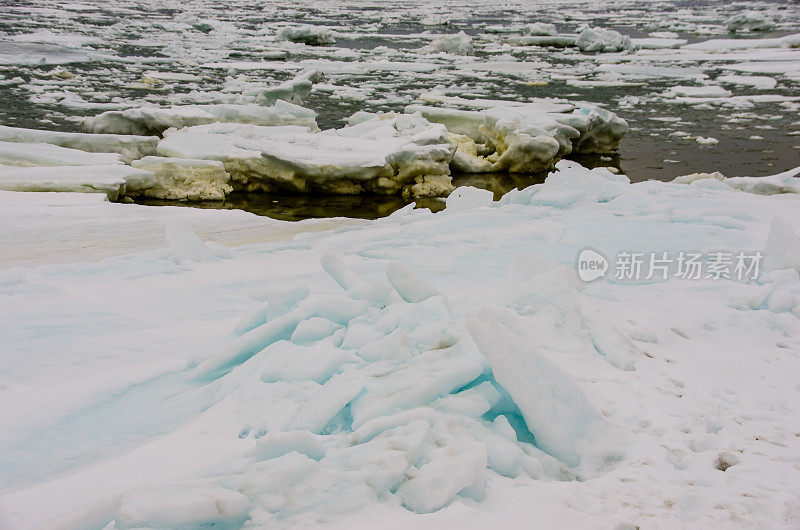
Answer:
1, 0, 800, 529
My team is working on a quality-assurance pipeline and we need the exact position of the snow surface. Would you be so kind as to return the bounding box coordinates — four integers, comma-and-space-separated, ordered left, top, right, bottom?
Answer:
2, 161, 800, 528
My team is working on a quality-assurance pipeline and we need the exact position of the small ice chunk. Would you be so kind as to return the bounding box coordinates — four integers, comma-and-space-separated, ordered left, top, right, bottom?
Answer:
695, 136, 719, 146
290, 317, 341, 344
575, 27, 632, 53
288, 374, 365, 433
0, 164, 155, 201
276, 25, 335, 46
114, 486, 250, 529
0, 125, 157, 163
386, 262, 442, 303
727, 12, 774, 33
321, 253, 362, 291
0, 141, 123, 167
421, 31, 473, 55
672, 171, 725, 184
84, 100, 318, 136
445, 186, 494, 210
522, 23, 557, 37
398, 442, 487, 513
666, 85, 731, 99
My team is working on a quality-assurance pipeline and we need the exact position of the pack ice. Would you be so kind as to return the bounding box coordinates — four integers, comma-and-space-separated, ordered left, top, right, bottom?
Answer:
4, 160, 800, 529
0, 92, 627, 200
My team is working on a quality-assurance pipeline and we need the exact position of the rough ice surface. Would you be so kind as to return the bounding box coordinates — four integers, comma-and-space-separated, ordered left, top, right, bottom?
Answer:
407, 100, 627, 173
3, 0, 800, 527
158, 112, 455, 196
130, 156, 232, 201
4, 159, 800, 528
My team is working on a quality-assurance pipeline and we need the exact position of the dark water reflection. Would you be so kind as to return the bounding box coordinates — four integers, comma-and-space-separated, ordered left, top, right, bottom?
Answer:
134, 170, 559, 221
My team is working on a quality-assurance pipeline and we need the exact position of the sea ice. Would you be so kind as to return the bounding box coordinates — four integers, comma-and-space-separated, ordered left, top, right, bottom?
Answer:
421, 31, 473, 55
407, 101, 627, 173
130, 157, 232, 201
575, 27, 633, 53
158, 113, 455, 197
84, 100, 319, 136
0, 126, 157, 163
727, 12, 775, 33
0, 141, 123, 167
276, 25, 336, 46
0, 164, 155, 201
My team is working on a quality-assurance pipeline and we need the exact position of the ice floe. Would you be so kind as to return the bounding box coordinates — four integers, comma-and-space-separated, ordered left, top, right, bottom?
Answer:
407, 100, 627, 173
84, 100, 319, 137
0, 164, 155, 201
0, 126, 157, 163
421, 31, 473, 55
158, 113, 455, 196
276, 25, 336, 46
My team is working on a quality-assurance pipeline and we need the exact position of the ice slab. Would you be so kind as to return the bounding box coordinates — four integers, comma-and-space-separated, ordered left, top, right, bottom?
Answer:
0, 164, 156, 201
0, 125, 157, 163
0, 141, 123, 167
158, 113, 455, 197
84, 100, 319, 137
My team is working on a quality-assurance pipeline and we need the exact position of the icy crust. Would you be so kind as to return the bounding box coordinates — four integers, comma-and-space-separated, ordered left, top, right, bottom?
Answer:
83, 100, 319, 137
157, 113, 456, 197
130, 157, 232, 201
0, 126, 157, 163
406, 102, 628, 173
0, 165, 155, 201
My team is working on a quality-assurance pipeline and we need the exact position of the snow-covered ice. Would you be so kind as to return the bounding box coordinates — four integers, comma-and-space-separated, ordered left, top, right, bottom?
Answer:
157, 112, 455, 196
2, 160, 800, 528
2, 0, 800, 527
0, 126, 158, 163
84, 100, 320, 137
